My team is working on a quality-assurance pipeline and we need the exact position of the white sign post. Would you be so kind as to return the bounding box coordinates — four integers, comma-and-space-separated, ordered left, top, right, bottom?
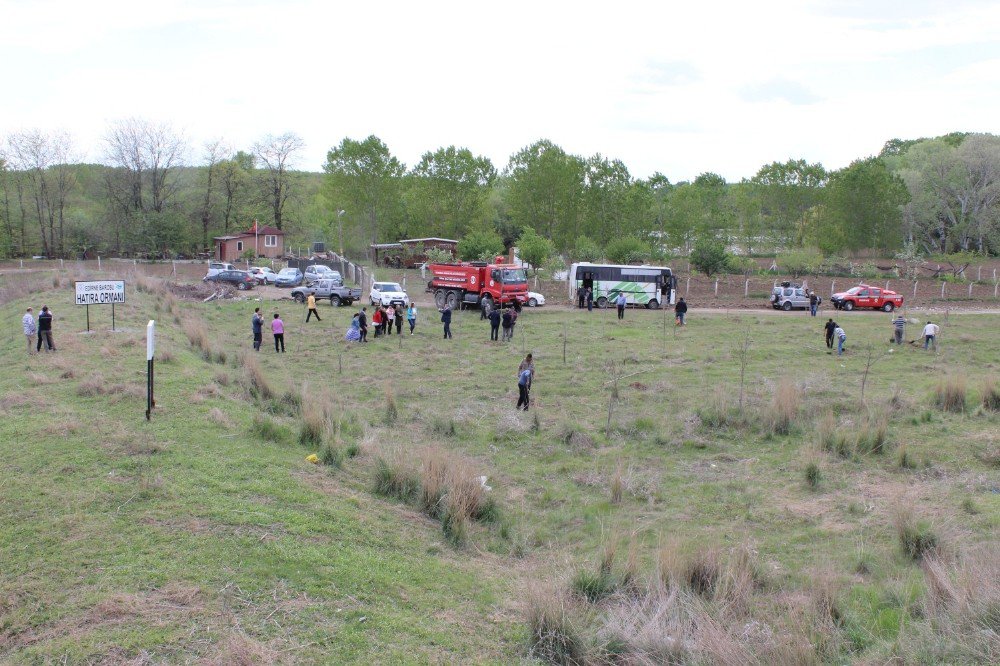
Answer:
75, 280, 126, 332
146, 320, 155, 420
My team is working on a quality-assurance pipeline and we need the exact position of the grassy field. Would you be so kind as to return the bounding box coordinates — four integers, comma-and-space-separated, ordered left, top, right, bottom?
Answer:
0, 274, 998, 664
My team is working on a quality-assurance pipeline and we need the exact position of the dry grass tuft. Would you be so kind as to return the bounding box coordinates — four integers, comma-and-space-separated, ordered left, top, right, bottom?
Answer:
241, 353, 274, 402
894, 507, 940, 561
207, 407, 234, 428
298, 392, 328, 447
182, 318, 211, 356
980, 377, 1000, 412
525, 587, 587, 665
934, 375, 967, 413
765, 376, 800, 435
610, 463, 624, 505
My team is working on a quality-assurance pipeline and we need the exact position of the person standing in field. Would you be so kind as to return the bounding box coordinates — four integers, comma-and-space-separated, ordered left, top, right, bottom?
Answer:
892, 313, 906, 345
252, 307, 263, 351
922, 321, 939, 350
824, 318, 837, 349
359, 307, 368, 342
407, 302, 417, 335
516, 361, 533, 411
518, 353, 535, 389
36, 305, 55, 352
22, 307, 36, 355
586, 287, 593, 312
501, 308, 512, 341
835, 324, 846, 357
578, 287, 585, 309
306, 292, 321, 322
372, 306, 383, 338
439, 302, 453, 339
272, 313, 285, 353
345, 312, 361, 342
383, 305, 392, 336
394, 304, 404, 335
674, 297, 687, 326
508, 307, 519, 341
615, 292, 627, 320
488, 305, 501, 341
809, 290, 819, 317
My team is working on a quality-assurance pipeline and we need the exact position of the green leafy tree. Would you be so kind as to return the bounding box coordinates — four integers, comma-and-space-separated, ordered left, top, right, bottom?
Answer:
750, 159, 827, 246
516, 226, 555, 275
457, 228, 504, 261
582, 154, 641, 244
778, 247, 823, 277
822, 157, 909, 254
605, 236, 648, 264
323, 135, 406, 252
689, 235, 730, 276
572, 235, 602, 262
504, 140, 585, 250
404, 146, 496, 239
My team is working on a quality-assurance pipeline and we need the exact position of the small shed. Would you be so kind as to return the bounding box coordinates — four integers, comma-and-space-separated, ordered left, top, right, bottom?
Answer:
214, 223, 284, 262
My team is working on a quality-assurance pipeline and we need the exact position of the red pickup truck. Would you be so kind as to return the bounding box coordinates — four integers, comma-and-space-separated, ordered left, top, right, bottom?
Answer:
830, 284, 904, 312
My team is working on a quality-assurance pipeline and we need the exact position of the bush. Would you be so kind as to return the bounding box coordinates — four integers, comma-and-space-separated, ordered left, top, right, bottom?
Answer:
895, 510, 939, 561
933, 376, 967, 413
457, 229, 504, 262
250, 415, 285, 443
778, 248, 824, 277
573, 235, 602, 262
981, 378, 1000, 412
571, 569, 618, 602
689, 236, 729, 277
525, 589, 587, 665
605, 236, 649, 265
805, 461, 822, 489
372, 455, 419, 502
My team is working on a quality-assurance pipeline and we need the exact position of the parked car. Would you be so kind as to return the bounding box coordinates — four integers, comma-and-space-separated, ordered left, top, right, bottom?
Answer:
526, 291, 546, 307
831, 284, 904, 312
204, 269, 255, 290
249, 266, 278, 284
274, 268, 304, 288
304, 265, 341, 284
370, 281, 410, 307
770, 282, 819, 311
291, 279, 362, 307
205, 262, 237, 279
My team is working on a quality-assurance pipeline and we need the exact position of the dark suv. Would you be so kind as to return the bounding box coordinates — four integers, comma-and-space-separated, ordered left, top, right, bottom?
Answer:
205, 269, 256, 290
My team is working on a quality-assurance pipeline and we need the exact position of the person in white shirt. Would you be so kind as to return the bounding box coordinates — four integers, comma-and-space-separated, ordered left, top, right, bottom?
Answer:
834, 325, 846, 356
922, 321, 939, 350
22, 307, 36, 355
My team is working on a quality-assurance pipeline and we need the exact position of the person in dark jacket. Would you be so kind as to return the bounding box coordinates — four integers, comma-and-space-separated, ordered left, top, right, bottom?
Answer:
394, 304, 404, 334
37, 305, 55, 352
824, 318, 837, 349
488, 306, 501, 341
252, 307, 263, 351
586, 287, 593, 312
501, 308, 513, 341
674, 297, 687, 326
439, 303, 453, 339
359, 307, 368, 342
808, 290, 819, 317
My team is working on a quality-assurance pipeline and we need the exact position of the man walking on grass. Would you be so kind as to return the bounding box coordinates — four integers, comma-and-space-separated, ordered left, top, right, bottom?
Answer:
824, 318, 837, 349
616, 292, 627, 320
23, 307, 36, 355
892, 313, 906, 345
835, 324, 846, 357
439, 302, 453, 339
674, 297, 687, 326
305, 292, 321, 322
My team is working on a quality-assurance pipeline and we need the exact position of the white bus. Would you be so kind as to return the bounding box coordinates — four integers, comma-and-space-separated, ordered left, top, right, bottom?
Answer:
568, 262, 677, 309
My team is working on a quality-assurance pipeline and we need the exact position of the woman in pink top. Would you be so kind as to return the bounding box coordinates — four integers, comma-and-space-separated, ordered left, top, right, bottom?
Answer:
272, 313, 285, 352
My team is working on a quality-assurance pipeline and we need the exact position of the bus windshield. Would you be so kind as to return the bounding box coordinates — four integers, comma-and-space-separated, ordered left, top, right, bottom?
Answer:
502, 269, 527, 283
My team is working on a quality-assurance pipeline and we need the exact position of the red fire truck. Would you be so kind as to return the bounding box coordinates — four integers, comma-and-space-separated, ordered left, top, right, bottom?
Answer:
427, 259, 529, 310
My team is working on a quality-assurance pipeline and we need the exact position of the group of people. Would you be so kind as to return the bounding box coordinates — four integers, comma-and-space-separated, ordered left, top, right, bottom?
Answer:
822, 315, 941, 357
252, 308, 286, 352
345, 303, 419, 343
484, 301, 520, 341
21, 306, 56, 354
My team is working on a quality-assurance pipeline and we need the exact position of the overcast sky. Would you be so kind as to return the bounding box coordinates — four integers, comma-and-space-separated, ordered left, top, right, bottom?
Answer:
3, 0, 1000, 182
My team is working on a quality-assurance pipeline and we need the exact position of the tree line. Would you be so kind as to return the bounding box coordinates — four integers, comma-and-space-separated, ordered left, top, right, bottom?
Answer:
2, 121, 999, 262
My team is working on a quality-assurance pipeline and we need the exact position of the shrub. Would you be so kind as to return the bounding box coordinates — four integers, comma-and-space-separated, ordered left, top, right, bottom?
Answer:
571, 569, 618, 602
981, 378, 1000, 412
525, 589, 587, 665
805, 461, 822, 489
321, 444, 343, 468
430, 416, 456, 437
241, 354, 274, 402
441, 506, 469, 546
250, 415, 285, 443
895, 510, 939, 561
182, 319, 210, 356
897, 443, 917, 469
933, 376, 967, 413
766, 377, 800, 436
606, 236, 649, 265
856, 414, 889, 455
344, 442, 360, 458
372, 455, 419, 502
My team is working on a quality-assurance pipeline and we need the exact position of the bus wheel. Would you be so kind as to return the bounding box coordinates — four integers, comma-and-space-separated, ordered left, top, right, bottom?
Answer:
647, 299, 659, 309
434, 290, 447, 308
596, 296, 608, 309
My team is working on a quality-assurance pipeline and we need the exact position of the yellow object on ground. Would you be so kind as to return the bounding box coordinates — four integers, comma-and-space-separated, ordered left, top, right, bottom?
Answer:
305, 454, 319, 464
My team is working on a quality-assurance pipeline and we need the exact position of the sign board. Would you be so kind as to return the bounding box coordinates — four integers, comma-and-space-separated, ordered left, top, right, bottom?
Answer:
146, 320, 155, 361
75, 280, 126, 305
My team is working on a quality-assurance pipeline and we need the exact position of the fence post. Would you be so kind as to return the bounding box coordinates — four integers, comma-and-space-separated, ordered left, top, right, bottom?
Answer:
995, 282, 999, 298
98, 256, 101, 271
60, 258, 64, 268
977, 266, 982, 281
744, 279, 749, 297
941, 282, 946, 298
714, 279, 718, 296
885, 280, 890, 291
968, 283, 973, 298
20, 259, 23, 268
686, 277, 690, 296
913, 281, 917, 298
830, 280, 835, 296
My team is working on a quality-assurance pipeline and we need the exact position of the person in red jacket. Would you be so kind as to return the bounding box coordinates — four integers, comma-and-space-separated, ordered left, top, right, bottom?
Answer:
372, 307, 383, 338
